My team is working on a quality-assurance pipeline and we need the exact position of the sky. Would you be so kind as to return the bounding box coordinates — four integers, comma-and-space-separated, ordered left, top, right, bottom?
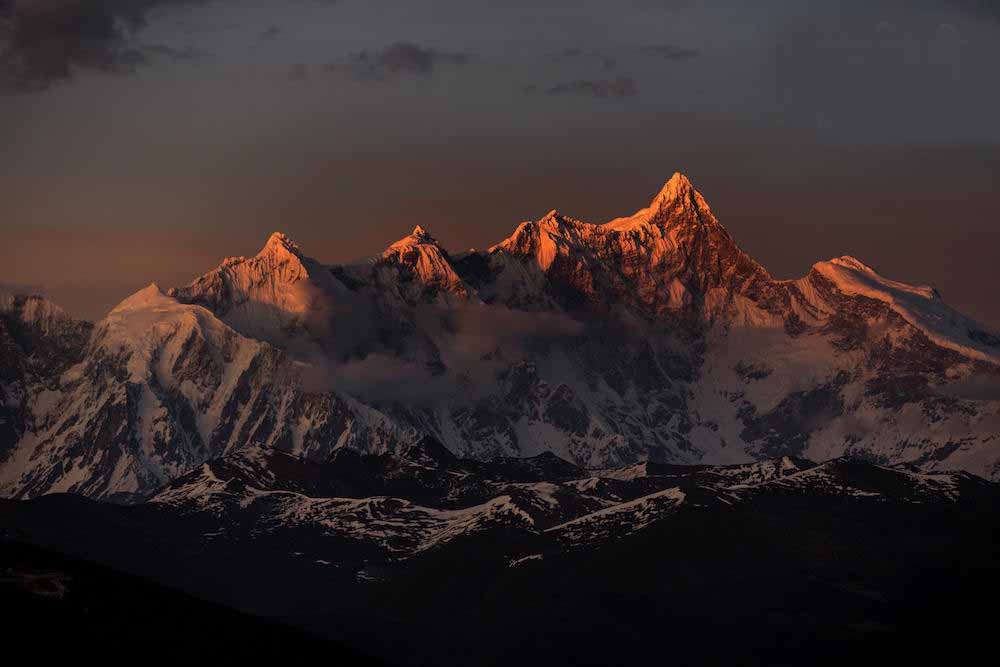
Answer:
2, 0, 999, 327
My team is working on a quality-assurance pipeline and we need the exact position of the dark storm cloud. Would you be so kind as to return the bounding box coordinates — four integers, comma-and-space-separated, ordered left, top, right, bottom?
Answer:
327, 42, 472, 81
0, 0, 209, 91
526, 76, 638, 100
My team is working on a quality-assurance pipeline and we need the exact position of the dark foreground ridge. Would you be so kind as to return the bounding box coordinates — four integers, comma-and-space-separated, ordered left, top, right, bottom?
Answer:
3, 446, 999, 666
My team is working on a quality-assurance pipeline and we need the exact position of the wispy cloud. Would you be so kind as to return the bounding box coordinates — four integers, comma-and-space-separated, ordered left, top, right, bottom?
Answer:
326, 42, 472, 81
525, 76, 638, 100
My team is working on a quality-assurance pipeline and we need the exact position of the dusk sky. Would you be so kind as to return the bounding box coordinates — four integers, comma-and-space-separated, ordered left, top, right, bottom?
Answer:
3, 0, 999, 326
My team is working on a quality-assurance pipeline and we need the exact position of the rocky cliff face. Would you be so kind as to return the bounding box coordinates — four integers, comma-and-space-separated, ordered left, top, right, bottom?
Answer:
2, 173, 999, 500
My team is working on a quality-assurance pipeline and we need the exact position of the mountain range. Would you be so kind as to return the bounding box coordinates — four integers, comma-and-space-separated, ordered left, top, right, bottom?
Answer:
3, 172, 998, 501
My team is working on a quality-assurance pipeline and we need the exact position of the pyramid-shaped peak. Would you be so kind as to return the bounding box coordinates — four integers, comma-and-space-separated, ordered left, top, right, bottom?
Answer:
604, 172, 711, 231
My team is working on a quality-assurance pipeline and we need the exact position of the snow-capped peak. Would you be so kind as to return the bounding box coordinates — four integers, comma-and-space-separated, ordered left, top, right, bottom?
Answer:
381, 225, 470, 301
164, 231, 348, 347
388, 225, 440, 252
111, 283, 167, 314
97, 282, 251, 384
259, 231, 304, 260
653, 171, 695, 203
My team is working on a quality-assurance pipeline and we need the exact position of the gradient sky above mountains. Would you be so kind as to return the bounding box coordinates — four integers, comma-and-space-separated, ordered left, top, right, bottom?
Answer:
2, 0, 999, 326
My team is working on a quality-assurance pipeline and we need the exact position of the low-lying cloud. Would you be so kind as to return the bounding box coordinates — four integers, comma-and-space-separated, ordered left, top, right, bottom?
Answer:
298, 295, 586, 406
